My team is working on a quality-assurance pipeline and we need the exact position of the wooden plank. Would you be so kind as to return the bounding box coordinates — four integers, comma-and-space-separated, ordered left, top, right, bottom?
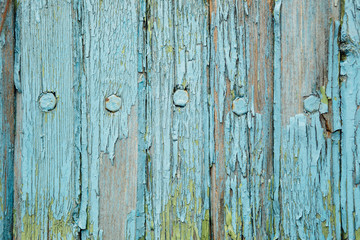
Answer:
340, 1, 360, 238
0, 0, 14, 239
80, 0, 142, 238
273, 0, 341, 239
13, 1, 81, 238
209, 0, 274, 239
145, 0, 211, 238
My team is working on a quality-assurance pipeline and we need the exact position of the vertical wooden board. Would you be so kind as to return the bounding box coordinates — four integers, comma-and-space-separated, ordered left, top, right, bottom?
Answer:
0, 1, 14, 239
340, 0, 360, 238
81, 0, 140, 238
209, 0, 274, 239
145, 0, 211, 238
273, 0, 341, 239
209, 1, 246, 238
243, 0, 274, 238
14, 1, 80, 239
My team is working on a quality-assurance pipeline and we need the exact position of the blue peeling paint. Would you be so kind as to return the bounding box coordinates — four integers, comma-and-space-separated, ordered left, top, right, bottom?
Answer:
303, 95, 320, 113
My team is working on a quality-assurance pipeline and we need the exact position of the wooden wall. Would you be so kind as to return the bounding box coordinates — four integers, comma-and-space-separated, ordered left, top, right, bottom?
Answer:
1, 0, 360, 239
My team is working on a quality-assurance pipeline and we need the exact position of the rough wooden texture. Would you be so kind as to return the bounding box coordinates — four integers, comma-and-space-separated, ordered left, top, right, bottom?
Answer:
5, 0, 360, 239
80, 0, 140, 238
209, 0, 274, 239
340, 1, 360, 238
273, 0, 342, 239
14, 1, 80, 238
144, 0, 211, 239
0, 0, 14, 239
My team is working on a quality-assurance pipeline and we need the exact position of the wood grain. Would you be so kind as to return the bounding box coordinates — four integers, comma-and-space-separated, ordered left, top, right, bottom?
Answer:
209, 0, 274, 239
5, 1, 360, 239
145, 0, 211, 239
14, 1, 80, 238
81, 0, 141, 238
0, 0, 14, 238
273, 0, 341, 239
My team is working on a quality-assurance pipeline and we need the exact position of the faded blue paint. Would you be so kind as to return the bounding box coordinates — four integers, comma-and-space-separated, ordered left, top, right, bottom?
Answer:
145, 1, 211, 239
81, 0, 139, 239
340, 0, 360, 238
0, 0, 14, 239
4, 0, 360, 239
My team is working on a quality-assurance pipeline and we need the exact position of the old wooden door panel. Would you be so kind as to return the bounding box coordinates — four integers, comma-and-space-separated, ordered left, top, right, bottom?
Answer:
145, 0, 210, 239
0, 0, 14, 239
14, 1, 80, 239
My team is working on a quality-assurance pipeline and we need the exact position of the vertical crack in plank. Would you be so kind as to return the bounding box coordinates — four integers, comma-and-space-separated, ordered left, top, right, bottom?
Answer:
273, 1, 282, 238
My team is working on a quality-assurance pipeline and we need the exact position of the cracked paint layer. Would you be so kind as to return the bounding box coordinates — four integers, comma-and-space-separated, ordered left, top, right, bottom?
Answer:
14, 1, 81, 238
0, 0, 14, 239
5, 0, 360, 239
144, 0, 211, 239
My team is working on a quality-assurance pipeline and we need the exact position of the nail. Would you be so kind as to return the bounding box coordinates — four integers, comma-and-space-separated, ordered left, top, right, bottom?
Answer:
39, 92, 57, 112
303, 95, 320, 113
105, 94, 122, 112
232, 97, 248, 116
173, 89, 189, 107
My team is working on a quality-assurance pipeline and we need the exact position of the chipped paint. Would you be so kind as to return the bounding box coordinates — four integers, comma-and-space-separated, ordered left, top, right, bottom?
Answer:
5, 0, 360, 239
0, 0, 14, 238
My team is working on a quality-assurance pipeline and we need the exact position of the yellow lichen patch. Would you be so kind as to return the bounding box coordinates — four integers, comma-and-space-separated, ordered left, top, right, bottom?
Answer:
201, 210, 210, 240
225, 205, 236, 239
320, 86, 329, 105
158, 179, 209, 239
166, 45, 173, 54
21, 198, 75, 239
321, 220, 329, 239
355, 227, 360, 240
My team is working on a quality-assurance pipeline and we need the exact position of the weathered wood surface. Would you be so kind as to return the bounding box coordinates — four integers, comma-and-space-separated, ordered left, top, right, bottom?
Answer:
14, 1, 80, 238
209, 0, 274, 239
0, 0, 14, 239
341, 1, 360, 238
81, 0, 141, 238
2, 0, 360, 239
274, 1, 342, 239
145, 1, 211, 239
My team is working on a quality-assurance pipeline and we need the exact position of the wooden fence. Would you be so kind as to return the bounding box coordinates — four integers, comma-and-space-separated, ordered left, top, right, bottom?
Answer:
1, 0, 360, 239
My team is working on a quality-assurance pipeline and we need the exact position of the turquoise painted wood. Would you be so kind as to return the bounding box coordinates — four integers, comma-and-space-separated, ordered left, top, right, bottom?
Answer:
0, 0, 14, 239
1, 0, 360, 239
